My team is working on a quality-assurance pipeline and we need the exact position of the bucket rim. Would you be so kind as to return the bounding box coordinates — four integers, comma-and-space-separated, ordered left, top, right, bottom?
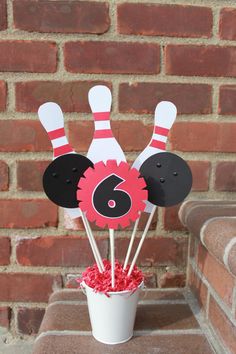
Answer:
81, 280, 144, 295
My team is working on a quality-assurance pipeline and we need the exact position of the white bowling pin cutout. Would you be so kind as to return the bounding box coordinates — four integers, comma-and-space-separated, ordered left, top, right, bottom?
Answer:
133, 101, 177, 213
38, 102, 81, 219
87, 85, 126, 163
88, 86, 126, 286
38, 102, 75, 160
123, 101, 177, 270
133, 101, 177, 170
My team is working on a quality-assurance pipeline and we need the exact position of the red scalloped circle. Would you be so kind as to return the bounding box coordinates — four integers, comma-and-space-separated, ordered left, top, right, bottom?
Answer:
77, 160, 147, 229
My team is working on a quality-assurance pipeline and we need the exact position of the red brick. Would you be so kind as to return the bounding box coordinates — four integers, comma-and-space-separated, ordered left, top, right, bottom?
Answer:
0, 273, 61, 302
215, 161, 236, 191
0, 0, 7, 30
0, 120, 51, 152
143, 272, 157, 288
68, 120, 152, 153
17, 160, 49, 191
159, 272, 186, 288
0, 199, 58, 228
188, 161, 210, 191
64, 41, 160, 74
0, 81, 6, 111
197, 244, 234, 307
170, 122, 236, 152
13, 0, 110, 34
16, 236, 108, 267
0, 307, 10, 329
219, 8, 236, 40
200, 218, 236, 279
15, 81, 111, 113
118, 4, 212, 38
165, 45, 236, 77
119, 82, 212, 114
189, 265, 208, 309
209, 295, 236, 353
219, 85, 236, 115
0, 160, 9, 190
0, 237, 11, 265
17, 308, 45, 335
115, 237, 188, 267
0, 41, 57, 73
163, 204, 186, 231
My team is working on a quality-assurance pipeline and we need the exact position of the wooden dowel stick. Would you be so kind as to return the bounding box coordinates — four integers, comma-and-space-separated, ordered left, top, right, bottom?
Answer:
81, 212, 103, 273
109, 229, 115, 288
83, 215, 105, 271
128, 206, 157, 276
123, 217, 140, 270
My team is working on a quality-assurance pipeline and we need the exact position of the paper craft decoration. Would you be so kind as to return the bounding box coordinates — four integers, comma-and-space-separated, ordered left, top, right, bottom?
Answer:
127, 151, 192, 276
133, 101, 177, 212
123, 101, 177, 269
133, 102, 177, 170
38, 85, 195, 345
77, 160, 147, 229
43, 154, 93, 208
87, 85, 126, 164
140, 152, 192, 207
87, 85, 127, 286
38, 102, 81, 219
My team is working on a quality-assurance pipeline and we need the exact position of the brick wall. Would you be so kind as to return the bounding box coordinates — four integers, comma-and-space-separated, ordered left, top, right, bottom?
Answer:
0, 0, 236, 337
188, 214, 236, 353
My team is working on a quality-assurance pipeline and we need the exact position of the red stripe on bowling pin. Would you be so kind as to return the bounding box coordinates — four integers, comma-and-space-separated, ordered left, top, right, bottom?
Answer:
150, 126, 169, 150
150, 140, 166, 150
93, 112, 114, 139
48, 127, 66, 140
48, 127, 74, 158
93, 112, 110, 121
154, 126, 169, 136
53, 144, 73, 157
94, 130, 114, 139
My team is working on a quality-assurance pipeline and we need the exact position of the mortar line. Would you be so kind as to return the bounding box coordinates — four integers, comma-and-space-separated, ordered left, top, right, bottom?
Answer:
184, 288, 226, 354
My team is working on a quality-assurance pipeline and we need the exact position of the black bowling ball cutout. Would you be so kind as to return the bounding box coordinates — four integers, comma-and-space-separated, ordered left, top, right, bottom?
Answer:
43, 154, 93, 208
140, 152, 192, 207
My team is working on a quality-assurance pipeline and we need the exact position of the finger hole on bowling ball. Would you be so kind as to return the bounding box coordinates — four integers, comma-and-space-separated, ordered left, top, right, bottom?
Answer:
173, 172, 178, 176
52, 172, 58, 178
160, 178, 165, 183
156, 163, 162, 168
66, 179, 72, 184
72, 168, 78, 172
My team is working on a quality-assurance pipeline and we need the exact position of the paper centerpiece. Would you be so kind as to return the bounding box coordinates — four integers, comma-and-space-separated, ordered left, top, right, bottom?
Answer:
38, 85, 193, 345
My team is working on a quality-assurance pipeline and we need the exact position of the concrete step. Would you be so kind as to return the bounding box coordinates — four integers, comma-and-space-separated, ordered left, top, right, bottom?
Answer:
32, 289, 216, 354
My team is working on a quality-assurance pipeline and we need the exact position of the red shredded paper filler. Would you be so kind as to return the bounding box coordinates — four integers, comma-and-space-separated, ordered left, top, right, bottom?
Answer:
78, 260, 144, 295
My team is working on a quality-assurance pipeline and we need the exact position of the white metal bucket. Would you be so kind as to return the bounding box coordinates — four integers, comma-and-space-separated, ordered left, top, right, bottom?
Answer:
81, 281, 143, 345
